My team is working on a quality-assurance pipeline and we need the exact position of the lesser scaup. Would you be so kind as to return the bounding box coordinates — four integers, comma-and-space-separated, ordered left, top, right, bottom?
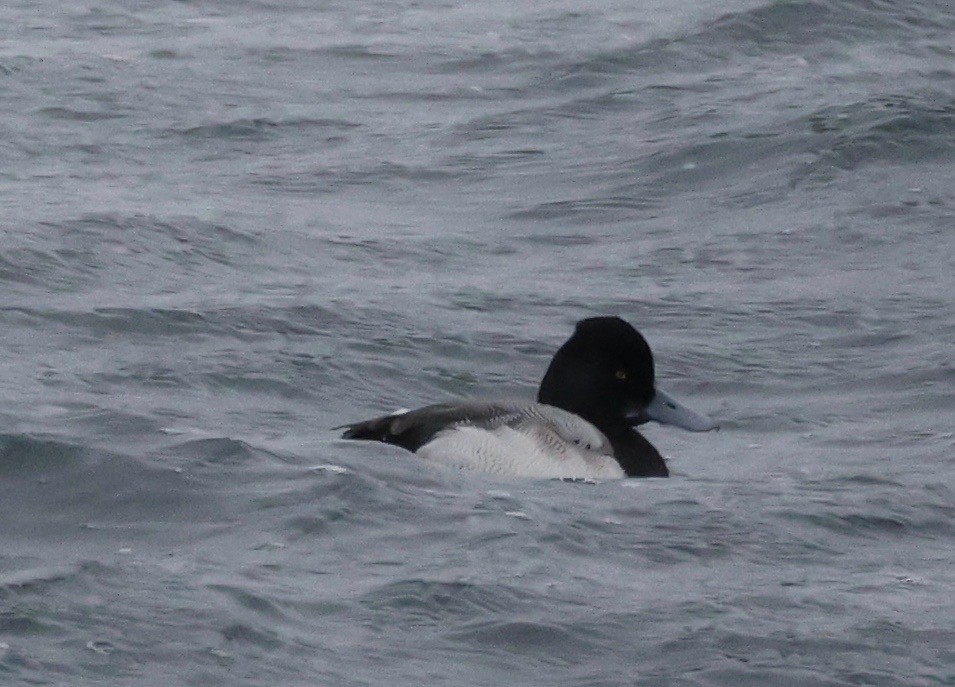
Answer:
339, 316, 716, 478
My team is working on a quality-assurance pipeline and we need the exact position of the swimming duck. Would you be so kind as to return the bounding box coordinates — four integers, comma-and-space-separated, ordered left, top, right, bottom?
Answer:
339, 316, 716, 478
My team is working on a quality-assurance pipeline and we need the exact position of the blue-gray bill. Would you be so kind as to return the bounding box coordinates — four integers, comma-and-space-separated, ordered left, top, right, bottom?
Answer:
630, 388, 718, 432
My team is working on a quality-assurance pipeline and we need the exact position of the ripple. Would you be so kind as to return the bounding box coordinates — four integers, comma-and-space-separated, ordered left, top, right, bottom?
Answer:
171, 117, 360, 141
361, 579, 533, 624
36, 107, 125, 122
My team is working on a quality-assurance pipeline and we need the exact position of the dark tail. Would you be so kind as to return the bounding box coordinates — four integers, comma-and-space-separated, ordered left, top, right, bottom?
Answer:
337, 412, 431, 453
338, 415, 399, 442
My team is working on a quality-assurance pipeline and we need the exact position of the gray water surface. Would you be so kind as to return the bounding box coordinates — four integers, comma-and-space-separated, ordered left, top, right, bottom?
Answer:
1, 0, 954, 685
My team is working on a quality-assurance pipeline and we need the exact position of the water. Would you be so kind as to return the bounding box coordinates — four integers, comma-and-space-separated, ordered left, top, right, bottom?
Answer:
1, 0, 954, 684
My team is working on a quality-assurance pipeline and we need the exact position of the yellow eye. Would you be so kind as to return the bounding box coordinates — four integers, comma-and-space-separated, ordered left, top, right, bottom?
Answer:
615, 369, 628, 380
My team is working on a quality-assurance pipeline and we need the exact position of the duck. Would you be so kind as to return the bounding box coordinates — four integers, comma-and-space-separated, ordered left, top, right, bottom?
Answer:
338, 316, 716, 478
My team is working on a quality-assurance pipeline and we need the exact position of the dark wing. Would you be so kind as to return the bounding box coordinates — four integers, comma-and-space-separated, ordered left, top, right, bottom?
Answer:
338, 401, 526, 453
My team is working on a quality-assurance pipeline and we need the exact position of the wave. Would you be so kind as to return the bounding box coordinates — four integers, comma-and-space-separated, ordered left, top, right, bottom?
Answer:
0, 433, 228, 536
554, 0, 954, 84
793, 93, 955, 184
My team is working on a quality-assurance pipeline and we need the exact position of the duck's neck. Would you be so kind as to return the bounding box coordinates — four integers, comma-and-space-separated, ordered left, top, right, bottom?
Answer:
600, 420, 669, 478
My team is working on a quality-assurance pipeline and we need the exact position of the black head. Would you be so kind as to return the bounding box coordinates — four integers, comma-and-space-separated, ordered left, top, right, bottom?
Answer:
537, 317, 656, 426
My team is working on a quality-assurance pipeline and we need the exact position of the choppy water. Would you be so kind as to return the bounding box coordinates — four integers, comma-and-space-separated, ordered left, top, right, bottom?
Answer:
2, 0, 954, 684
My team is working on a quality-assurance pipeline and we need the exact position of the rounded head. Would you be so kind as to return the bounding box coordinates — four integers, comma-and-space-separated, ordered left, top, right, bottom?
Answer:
537, 316, 655, 424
